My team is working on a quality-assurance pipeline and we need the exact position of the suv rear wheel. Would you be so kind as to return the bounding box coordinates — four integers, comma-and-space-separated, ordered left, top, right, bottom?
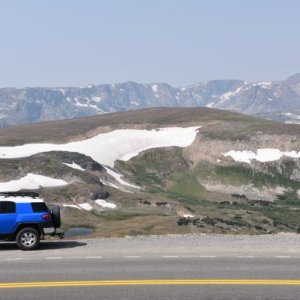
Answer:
16, 227, 40, 251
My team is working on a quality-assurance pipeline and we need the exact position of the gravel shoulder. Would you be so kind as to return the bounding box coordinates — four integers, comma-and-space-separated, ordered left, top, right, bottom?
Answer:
81, 233, 300, 254
2, 233, 300, 258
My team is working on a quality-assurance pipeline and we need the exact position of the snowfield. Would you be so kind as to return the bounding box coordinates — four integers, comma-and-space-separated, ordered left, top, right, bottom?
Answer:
0, 127, 199, 192
0, 173, 68, 192
0, 126, 200, 167
224, 149, 300, 164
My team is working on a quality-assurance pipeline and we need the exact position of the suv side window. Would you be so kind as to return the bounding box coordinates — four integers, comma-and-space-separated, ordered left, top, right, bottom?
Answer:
0, 201, 16, 214
31, 202, 49, 213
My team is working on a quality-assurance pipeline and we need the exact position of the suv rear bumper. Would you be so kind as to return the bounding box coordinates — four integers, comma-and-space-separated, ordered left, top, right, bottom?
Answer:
41, 222, 64, 238
43, 227, 55, 234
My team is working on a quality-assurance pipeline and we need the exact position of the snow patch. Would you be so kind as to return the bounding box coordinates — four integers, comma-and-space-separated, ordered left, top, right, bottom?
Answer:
206, 102, 215, 108
0, 126, 200, 168
104, 166, 140, 189
78, 203, 93, 211
95, 199, 117, 209
224, 149, 300, 164
62, 162, 85, 171
0, 173, 68, 192
74, 98, 89, 108
89, 105, 105, 113
102, 180, 132, 193
91, 96, 103, 102
183, 214, 194, 218
63, 204, 82, 210
253, 82, 272, 89
151, 84, 159, 93
218, 86, 243, 103
284, 112, 300, 120
52, 89, 67, 95
118, 127, 199, 163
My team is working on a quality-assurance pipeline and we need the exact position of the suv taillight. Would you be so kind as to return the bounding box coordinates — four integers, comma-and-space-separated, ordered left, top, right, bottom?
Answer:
42, 213, 51, 220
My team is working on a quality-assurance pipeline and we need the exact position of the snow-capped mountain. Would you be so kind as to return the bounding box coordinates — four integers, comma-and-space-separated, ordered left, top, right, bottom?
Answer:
1, 73, 300, 127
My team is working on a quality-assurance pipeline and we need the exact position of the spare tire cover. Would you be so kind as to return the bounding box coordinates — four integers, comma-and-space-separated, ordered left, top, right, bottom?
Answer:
50, 205, 61, 228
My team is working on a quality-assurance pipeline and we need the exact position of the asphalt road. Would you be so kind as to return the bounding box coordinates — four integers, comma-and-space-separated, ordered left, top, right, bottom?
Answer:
1, 234, 300, 299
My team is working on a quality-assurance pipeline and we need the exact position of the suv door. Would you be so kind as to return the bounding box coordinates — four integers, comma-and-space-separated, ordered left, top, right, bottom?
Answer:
0, 201, 17, 234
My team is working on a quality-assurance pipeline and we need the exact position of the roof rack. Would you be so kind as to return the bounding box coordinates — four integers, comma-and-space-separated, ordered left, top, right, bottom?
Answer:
0, 192, 39, 198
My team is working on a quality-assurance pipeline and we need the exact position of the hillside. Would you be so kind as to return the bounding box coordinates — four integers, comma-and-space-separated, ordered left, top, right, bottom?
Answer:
1, 73, 300, 127
1, 107, 300, 237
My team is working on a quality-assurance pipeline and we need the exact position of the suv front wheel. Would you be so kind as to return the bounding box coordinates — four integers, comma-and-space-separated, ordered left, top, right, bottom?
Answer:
16, 228, 40, 251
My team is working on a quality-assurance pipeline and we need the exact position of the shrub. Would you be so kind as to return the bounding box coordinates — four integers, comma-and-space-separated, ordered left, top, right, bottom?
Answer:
202, 217, 216, 226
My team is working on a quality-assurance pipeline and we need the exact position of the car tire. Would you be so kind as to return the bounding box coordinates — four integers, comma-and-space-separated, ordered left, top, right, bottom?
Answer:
50, 205, 61, 228
16, 227, 40, 251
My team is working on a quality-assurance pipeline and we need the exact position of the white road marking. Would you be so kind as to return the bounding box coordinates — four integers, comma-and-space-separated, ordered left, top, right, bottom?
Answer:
2, 254, 300, 262
237, 256, 255, 258
124, 256, 141, 258
163, 256, 179, 258
198, 255, 216, 258
179, 256, 198, 258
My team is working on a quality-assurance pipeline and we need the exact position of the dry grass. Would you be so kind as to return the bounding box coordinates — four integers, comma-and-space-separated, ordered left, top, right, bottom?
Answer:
0, 107, 271, 145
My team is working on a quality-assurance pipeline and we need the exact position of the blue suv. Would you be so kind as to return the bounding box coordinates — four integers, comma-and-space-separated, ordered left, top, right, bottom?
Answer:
0, 192, 63, 250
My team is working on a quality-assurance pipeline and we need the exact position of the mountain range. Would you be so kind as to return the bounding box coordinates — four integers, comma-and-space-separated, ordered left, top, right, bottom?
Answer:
1, 73, 300, 127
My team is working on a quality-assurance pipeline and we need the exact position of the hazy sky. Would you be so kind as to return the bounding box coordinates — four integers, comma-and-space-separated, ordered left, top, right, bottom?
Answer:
0, 0, 299, 87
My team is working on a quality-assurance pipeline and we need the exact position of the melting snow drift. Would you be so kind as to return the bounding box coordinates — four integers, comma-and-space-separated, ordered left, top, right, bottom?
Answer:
0, 127, 199, 167
63, 200, 117, 210
95, 199, 117, 209
183, 214, 195, 218
224, 149, 300, 164
62, 162, 85, 171
63, 204, 82, 210
104, 166, 140, 189
0, 173, 68, 192
78, 203, 93, 211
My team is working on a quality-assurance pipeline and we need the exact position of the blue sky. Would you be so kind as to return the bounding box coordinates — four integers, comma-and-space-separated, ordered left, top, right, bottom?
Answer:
0, 0, 299, 87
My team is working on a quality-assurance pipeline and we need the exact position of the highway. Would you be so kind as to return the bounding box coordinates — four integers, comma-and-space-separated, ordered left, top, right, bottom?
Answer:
1, 234, 300, 299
